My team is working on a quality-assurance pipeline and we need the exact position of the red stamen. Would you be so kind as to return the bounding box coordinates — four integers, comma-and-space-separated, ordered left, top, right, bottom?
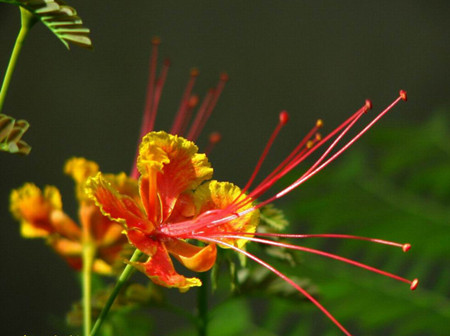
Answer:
192, 235, 353, 336
204, 131, 222, 155
263, 92, 405, 204
147, 58, 171, 134
171, 68, 199, 135
131, 37, 161, 179
187, 73, 228, 141
240, 110, 290, 196
186, 88, 215, 141
178, 95, 200, 137
205, 234, 416, 287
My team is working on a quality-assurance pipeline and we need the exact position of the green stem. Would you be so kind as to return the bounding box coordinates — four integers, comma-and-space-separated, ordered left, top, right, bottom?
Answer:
90, 249, 143, 336
197, 272, 209, 336
82, 240, 95, 336
0, 7, 37, 113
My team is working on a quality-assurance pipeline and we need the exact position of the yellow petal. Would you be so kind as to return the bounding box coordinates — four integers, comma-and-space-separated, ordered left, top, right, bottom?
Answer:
137, 131, 213, 222
193, 180, 259, 249
64, 157, 99, 184
166, 239, 217, 272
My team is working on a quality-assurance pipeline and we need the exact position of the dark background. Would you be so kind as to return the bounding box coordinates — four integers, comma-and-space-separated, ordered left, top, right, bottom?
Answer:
0, 1, 449, 335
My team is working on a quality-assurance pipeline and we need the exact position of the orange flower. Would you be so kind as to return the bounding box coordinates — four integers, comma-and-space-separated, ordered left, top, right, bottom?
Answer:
86, 131, 258, 291
10, 157, 137, 275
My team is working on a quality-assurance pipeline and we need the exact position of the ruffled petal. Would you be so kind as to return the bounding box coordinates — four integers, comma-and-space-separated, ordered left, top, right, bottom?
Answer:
193, 180, 259, 249
129, 241, 201, 292
64, 157, 99, 200
85, 173, 153, 234
166, 239, 217, 272
137, 131, 213, 222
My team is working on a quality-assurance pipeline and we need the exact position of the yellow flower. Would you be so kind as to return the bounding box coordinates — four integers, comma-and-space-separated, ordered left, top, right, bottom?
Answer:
10, 157, 137, 275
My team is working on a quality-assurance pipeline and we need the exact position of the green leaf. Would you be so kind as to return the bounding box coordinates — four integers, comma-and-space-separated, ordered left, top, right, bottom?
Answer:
1, 0, 92, 49
0, 113, 31, 154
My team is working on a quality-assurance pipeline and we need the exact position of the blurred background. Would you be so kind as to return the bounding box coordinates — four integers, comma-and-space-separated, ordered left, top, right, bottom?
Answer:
0, 1, 449, 335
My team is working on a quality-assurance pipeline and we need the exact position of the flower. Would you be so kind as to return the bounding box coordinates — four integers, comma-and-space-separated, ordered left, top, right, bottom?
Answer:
88, 40, 417, 335
86, 131, 258, 291
10, 157, 137, 275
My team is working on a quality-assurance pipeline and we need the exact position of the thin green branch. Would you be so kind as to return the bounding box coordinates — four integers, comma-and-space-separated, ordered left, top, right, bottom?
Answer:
90, 249, 143, 336
0, 7, 36, 113
197, 271, 209, 336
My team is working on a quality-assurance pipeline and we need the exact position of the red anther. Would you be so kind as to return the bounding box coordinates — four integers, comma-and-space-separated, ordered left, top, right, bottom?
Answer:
220, 72, 230, 82
151, 36, 161, 45
209, 131, 222, 144
400, 90, 407, 101
190, 68, 199, 77
279, 110, 290, 125
188, 95, 199, 107
163, 58, 171, 66
365, 99, 373, 111
410, 278, 419, 290
316, 119, 323, 128
402, 243, 411, 252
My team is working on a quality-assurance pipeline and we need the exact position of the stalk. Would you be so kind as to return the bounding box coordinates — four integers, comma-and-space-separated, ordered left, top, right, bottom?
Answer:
82, 239, 95, 336
0, 7, 37, 113
90, 249, 143, 336
197, 271, 209, 336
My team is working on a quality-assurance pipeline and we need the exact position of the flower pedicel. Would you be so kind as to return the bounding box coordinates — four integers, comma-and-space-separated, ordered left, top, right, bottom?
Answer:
86, 39, 418, 335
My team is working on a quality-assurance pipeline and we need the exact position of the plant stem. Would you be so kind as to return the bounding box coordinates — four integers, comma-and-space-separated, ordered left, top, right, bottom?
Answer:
197, 272, 209, 336
90, 249, 143, 336
82, 238, 95, 336
0, 8, 36, 113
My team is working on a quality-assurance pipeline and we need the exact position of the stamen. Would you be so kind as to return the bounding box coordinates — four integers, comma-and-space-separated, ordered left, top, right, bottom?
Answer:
186, 88, 215, 140
178, 95, 200, 137
265, 92, 405, 203
147, 58, 171, 134
131, 37, 161, 179
171, 68, 199, 135
240, 110, 290, 195
204, 131, 222, 155
204, 234, 417, 287
191, 235, 353, 336
187, 73, 229, 141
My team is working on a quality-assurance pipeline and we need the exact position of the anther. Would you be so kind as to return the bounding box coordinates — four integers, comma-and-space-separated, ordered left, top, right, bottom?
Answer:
279, 110, 290, 125
151, 36, 161, 45
315, 133, 322, 141
400, 90, 407, 101
306, 140, 314, 149
220, 72, 230, 82
402, 243, 411, 252
410, 278, 419, 291
316, 119, 323, 128
209, 132, 222, 144
190, 68, 199, 77
188, 95, 199, 108
163, 58, 171, 66
365, 99, 373, 111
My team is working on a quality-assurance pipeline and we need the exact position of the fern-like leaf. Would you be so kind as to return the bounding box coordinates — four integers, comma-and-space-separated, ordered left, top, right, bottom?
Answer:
0, 113, 31, 154
1, 0, 92, 49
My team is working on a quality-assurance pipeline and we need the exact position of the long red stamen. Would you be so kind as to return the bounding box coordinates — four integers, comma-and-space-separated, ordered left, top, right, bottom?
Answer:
187, 73, 228, 141
206, 231, 412, 251
204, 131, 222, 155
191, 235, 353, 336
147, 58, 170, 134
131, 38, 161, 178
186, 88, 215, 140
202, 234, 418, 289
257, 92, 406, 207
171, 68, 199, 135
178, 95, 200, 137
